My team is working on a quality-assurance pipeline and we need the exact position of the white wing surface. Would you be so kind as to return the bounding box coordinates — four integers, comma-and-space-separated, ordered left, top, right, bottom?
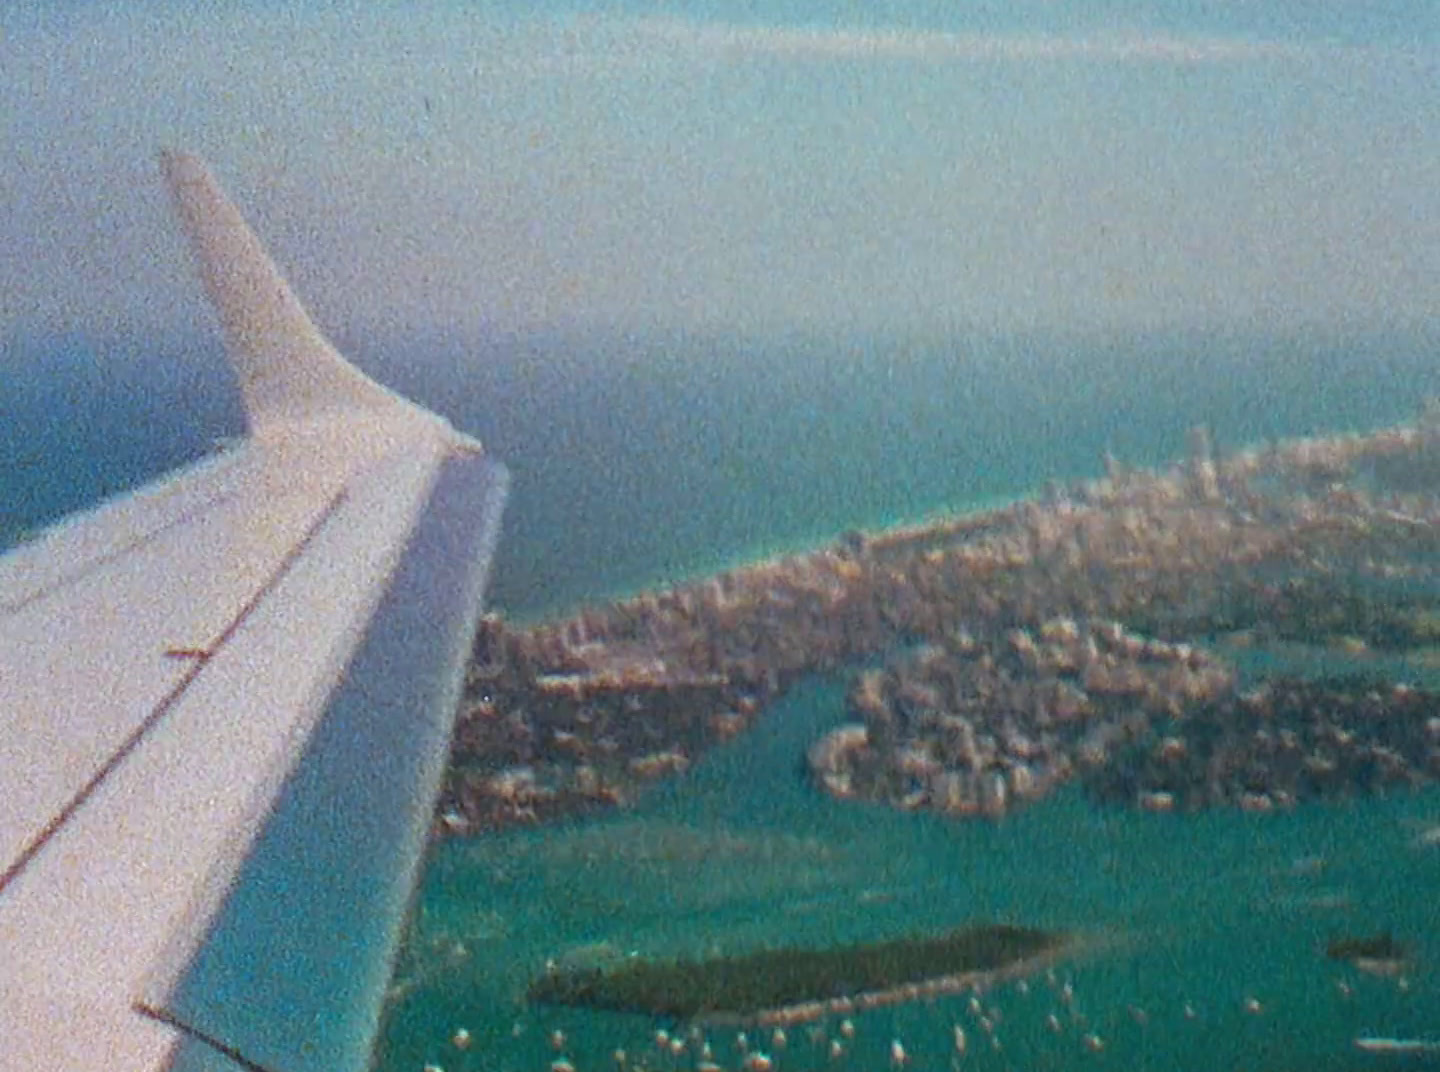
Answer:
0, 153, 507, 1071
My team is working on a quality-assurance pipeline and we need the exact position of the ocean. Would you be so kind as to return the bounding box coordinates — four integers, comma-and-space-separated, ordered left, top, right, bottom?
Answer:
5, 326, 1440, 1069
9, 324, 1439, 617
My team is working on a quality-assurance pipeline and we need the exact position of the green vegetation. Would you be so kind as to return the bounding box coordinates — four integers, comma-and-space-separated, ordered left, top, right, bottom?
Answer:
527, 923, 1068, 1020
1326, 931, 1408, 964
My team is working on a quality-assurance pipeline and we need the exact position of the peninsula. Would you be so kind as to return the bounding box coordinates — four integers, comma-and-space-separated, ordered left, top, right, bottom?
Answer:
438, 411, 1440, 835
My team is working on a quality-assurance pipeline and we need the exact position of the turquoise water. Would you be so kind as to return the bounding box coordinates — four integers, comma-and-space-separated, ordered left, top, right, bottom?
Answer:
5, 328, 1440, 1068
385, 677, 1440, 1071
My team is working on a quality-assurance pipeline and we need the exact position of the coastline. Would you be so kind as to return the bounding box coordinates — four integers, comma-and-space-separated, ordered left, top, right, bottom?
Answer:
438, 407, 1440, 836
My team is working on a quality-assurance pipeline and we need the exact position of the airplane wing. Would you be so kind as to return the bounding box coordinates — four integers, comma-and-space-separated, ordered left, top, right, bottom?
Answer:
0, 153, 508, 1071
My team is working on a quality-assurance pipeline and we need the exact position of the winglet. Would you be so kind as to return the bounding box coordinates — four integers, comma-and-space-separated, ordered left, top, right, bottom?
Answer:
160, 151, 444, 442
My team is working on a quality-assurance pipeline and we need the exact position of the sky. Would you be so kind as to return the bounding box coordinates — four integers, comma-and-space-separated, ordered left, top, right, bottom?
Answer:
1, 1, 1438, 343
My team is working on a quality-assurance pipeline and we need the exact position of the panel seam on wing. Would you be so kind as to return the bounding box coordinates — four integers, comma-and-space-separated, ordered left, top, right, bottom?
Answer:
0, 486, 352, 894
0, 479, 246, 615
138, 1004, 279, 1072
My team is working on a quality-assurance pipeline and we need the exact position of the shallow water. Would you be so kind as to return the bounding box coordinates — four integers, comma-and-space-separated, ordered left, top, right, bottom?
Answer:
379, 675, 1440, 1071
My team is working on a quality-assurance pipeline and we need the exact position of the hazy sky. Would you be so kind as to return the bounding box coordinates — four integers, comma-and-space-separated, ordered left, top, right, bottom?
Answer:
2, 2, 1437, 341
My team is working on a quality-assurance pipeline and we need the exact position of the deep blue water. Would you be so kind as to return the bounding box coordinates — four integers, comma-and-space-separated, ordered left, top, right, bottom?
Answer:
5, 325, 1438, 619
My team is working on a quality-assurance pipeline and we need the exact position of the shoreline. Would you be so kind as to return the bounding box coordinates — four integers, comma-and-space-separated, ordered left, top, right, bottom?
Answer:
438, 409, 1440, 837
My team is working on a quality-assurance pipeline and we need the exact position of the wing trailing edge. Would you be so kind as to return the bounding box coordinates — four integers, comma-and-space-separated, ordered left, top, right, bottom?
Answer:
150, 449, 508, 1072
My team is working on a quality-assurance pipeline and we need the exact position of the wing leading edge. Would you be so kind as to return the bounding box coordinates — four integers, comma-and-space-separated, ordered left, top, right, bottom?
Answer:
0, 154, 507, 1071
